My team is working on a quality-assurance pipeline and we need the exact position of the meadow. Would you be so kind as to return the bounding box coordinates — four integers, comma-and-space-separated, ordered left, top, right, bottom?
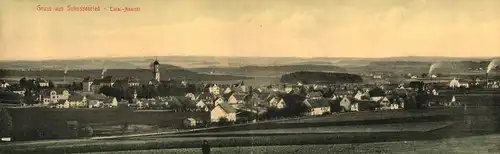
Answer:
83, 134, 500, 154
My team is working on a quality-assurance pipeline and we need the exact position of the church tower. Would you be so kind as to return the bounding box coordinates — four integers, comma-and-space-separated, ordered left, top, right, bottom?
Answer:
152, 59, 160, 82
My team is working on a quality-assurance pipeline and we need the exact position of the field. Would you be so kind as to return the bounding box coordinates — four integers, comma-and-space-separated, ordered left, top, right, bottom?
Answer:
85, 134, 500, 154
1, 106, 499, 154
5, 108, 209, 141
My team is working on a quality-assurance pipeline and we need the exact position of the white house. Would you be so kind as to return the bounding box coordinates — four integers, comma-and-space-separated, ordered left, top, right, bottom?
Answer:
372, 96, 391, 108
227, 94, 246, 106
209, 84, 221, 95
223, 87, 232, 94
68, 94, 87, 108
449, 78, 469, 88
195, 100, 209, 112
339, 97, 355, 112
185, 93, 196, 101
210, 103, 237, 122
268, 97, 286, 109
354, 90, 368, 100
0, 81, 9, 88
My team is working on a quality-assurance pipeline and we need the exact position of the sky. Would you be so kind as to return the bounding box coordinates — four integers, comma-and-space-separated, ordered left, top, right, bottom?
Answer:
1, 0, 499, 60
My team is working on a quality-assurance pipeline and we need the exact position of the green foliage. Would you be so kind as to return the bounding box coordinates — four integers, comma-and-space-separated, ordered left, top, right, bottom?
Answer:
0, 109, 13, 137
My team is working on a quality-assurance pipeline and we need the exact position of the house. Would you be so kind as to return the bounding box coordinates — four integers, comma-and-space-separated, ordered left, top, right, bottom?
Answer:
268, 97, 286, 109
95, 97, 118, 108
354, 90, 370, 100
54, 100, 70, 108
209, 84, 221, 95
284, 85, 296, 94
306, 91, 323, 99
196, 92, 215, 104
223, 87, 232, 94
213, 96, 227, 106
0, 80, 10, 88
185, 93, 196, 101
371, 96, 391, 108
195, 99, 209, 112
210, 103, 237, 122
42, 89, 71, 105
305, 99, 331, 116
449, 78, 469, 88
36, 78, 49, 87
183, 118, 197, 128
68, 94, 87, 108
338, 97, 355, 112
227, 93, 246, 106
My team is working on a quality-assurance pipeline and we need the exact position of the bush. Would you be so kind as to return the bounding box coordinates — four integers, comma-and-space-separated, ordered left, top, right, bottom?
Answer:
79, 126, 94, 137
218, 117, 231, 126
0, 109, 13, 137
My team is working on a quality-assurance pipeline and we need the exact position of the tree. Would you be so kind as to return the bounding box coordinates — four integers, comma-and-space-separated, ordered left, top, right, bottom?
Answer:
48, 80, 55, 88
218, 117, 230, 126
0, 109, 13, 137
24, 89, 38, 105
19, 77, 27, 88
79, 126, 94, 137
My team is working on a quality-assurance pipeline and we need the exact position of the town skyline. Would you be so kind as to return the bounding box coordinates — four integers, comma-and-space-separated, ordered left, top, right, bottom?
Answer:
2, 0, 500, 60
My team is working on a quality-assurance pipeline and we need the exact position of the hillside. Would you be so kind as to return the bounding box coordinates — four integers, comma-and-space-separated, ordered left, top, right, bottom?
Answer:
191, 65, 348, 77
280, 71, 363, 84
0, 65, 251, 82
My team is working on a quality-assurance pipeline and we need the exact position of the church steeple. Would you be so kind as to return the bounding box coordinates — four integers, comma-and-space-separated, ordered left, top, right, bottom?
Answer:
152, 57, 160, 82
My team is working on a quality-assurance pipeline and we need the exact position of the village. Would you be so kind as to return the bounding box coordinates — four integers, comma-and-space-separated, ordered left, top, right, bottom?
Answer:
1, 59, 500, 130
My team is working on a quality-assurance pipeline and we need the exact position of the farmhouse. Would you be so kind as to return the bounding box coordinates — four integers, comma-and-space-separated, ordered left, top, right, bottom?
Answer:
67, 94, 87, 108
305, 99, 331, 116
210, 103, 237, 122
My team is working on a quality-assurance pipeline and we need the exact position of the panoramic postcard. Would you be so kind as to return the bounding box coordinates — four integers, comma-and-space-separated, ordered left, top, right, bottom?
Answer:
1, 0, 500, 153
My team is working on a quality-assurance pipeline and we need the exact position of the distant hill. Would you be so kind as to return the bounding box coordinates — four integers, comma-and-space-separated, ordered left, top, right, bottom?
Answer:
280, 71, 363, 84
0, 64, 251, 82
191, 65, 348, 77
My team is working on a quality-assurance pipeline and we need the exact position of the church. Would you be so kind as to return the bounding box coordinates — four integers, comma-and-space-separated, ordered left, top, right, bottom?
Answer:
81, 59, 162, 92
148, 59, 161, 86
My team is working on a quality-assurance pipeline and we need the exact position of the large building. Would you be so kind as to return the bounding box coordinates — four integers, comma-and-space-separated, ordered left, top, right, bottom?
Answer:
149, 59, 161, 85
153, 59, 160, 82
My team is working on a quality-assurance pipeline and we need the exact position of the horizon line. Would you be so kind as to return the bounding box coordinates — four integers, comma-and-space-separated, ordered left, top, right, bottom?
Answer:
0, 54, 499, 62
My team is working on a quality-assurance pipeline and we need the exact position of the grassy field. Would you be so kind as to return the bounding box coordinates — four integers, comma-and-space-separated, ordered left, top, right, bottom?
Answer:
84, 134, 500, 154
1, 113, 498, 154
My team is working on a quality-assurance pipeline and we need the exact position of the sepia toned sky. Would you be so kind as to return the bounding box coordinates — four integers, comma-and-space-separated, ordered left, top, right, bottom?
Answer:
1, 0, 499, 60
